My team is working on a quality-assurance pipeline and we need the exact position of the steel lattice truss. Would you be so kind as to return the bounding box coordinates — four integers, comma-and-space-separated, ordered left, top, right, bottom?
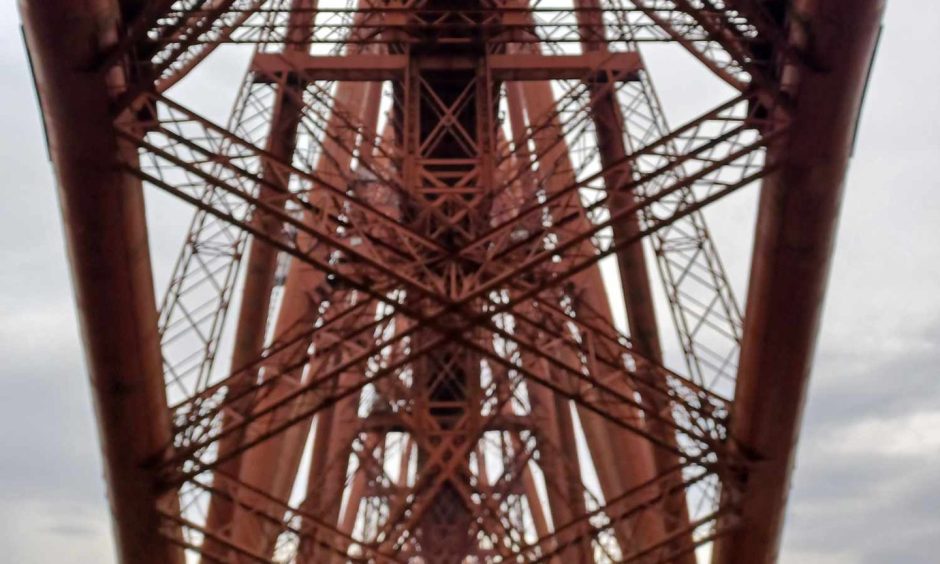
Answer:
97, 0, 793, 562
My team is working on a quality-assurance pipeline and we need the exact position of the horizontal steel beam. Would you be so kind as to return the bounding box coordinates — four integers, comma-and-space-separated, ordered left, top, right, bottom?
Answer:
251, 51, 642, 82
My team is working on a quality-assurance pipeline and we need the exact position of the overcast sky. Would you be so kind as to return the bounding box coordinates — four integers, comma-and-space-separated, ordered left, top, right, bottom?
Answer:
1, 3, 938, 563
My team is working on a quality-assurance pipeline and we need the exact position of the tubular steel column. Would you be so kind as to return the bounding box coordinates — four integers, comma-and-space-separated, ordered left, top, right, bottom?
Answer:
18, 1, 184, 563
296, 77, 391, 564
492, 139, 577, 561
526, 363, 592, 561
714, 1, 885, 562
295, 298, 379, 562
573, 2, 694, 556
501, 184, 591, 560
514, 74, 667, 552
227, 76, 376, 557
202, 1, 316, 551
306, 115, 397, 564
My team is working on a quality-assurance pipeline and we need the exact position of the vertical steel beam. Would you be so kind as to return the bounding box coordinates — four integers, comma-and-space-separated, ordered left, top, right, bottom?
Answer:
326, 430, 385, 564
335, 437, 370, 538
511, 75, 666, 553
572, 2, 694, 556
227, 74, 375, 556
528, 373, 592, 562
202, 1, 317, 550
572, 3, 664, 397
307, 113, 394, 564
291, 80, 390, 564
295, 300, 376, 563
713, 1, 884, 562
297, 80, 389, 560
492, 145, 582, 561
502, 91, 587, 563
551, 395, 595, 560
18, 2, 184, 563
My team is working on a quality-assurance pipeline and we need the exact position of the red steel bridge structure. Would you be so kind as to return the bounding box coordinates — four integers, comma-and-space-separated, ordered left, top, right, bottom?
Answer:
20, 0, 883, 562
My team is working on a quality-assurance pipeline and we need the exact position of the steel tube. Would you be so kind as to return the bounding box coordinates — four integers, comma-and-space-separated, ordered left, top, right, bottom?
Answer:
713, 1, 885, 562
514, 74, 665, 553
227, 75, 374, 556
573, 3, 694, 556
19, 1, 184, 562
202, 4, 316, 552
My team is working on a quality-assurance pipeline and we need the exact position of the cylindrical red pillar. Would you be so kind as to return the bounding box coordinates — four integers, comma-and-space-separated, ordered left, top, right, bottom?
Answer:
714, 1, 884, 562
19, 1, 184, 563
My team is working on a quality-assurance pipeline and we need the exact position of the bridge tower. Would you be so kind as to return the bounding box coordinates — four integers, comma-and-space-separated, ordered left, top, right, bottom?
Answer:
20, 0, 883, 562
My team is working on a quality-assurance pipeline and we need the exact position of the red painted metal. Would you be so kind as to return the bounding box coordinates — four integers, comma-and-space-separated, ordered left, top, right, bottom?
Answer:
573, 3, 693, 558
713, 1, 886, 562
201, 3, 317, 555
19, 1, 184, 563
21, 0, 883, 562
251, 51, 642, 82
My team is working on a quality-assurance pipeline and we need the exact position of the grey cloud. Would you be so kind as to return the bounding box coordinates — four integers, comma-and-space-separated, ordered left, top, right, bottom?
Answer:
780, 319, 940, 562
46, 523, 101, 538
804, 327, 940, 431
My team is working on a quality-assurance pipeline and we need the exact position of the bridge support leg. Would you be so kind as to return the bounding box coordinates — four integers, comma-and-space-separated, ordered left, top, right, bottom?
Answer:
714, 1, 885, 562
201, 4, 316, 553
19, 2, 184, 563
